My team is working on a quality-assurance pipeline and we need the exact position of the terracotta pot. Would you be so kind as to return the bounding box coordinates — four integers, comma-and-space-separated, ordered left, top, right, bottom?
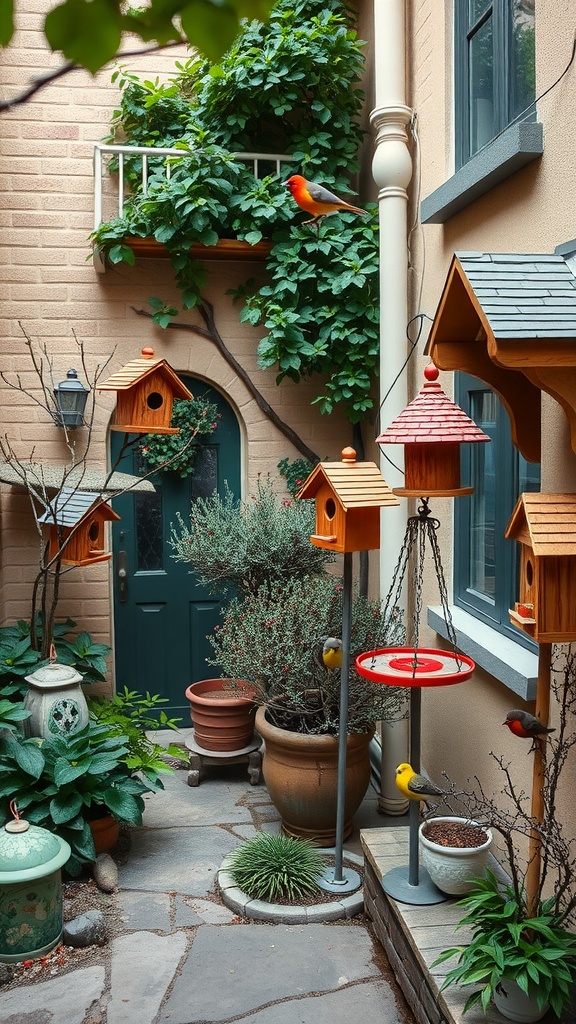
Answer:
185, 679, 257, 751
255, 705, 374, 845
419, 816, 492, 895
89, 813, 120, 856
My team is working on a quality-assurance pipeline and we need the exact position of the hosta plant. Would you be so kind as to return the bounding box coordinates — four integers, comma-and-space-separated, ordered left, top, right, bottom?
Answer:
227, 832, 324, 901
432, 870, 576, 1018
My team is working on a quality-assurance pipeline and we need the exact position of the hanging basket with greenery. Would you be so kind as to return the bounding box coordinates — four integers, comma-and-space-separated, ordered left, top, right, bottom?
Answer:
139, 396, 220, 477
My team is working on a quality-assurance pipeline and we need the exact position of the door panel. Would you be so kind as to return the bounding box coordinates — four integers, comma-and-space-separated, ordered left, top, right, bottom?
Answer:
110, 378, 241, 716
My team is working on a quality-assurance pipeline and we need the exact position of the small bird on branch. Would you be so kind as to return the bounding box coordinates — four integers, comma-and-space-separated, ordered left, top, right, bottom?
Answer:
395, 762, 447, 803
503, 709, 555, 751
321, 637, 343, 671
283, 174, 368, 226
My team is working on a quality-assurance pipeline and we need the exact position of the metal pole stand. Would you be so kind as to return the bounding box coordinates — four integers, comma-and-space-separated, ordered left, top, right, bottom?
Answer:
317, 552, 361, 894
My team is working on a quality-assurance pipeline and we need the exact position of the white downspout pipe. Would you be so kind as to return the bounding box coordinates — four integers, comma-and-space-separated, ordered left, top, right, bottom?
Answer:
371, 0, 413, 814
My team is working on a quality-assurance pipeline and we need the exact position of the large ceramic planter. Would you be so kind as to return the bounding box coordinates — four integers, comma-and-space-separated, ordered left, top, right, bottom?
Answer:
419, 816, 492, 895
256, 705, 374, 845
185, 679, 257, 751
493, 979, 549, 1023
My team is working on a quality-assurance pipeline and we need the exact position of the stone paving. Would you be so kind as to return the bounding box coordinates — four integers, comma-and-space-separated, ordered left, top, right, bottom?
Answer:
0, 731, 414, 1024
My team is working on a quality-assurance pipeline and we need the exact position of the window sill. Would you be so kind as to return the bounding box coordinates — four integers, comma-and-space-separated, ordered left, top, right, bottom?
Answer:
427, 605, 539, 700
420, 121, 543, 225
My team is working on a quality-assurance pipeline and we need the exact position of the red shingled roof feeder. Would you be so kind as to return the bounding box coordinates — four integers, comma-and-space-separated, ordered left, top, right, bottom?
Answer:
376, 365, 491, 497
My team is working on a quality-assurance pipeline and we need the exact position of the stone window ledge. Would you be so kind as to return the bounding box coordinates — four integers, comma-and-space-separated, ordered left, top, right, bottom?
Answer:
427, 604, 539, 700
421, 121, 543, 225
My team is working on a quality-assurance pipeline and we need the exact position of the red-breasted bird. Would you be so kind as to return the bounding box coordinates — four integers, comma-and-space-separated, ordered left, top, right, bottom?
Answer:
283, 174, 368, 225
503, 710, 555, 751
395, 763, 446, 803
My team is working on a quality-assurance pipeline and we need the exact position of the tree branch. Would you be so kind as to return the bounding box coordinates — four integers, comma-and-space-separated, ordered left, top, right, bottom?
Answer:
131, 304, 320, 464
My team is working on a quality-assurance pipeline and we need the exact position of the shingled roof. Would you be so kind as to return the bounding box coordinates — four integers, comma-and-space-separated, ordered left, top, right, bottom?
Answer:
297, 449, 398, 508
455, 251, 576, 339
377, 367, 490, 445
98, 347, 192, 399
505, 492, 576, 556
38, 488, 119, 527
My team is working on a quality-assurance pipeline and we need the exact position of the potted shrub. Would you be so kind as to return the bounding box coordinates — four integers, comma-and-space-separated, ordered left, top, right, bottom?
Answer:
170, 477, 406, 843
433, 870, 576, 1021
207, 573, 405, 843
419, 815, 493, 895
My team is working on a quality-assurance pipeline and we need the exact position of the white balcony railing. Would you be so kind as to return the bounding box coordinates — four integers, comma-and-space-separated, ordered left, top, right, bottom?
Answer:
93, 142, 293, 271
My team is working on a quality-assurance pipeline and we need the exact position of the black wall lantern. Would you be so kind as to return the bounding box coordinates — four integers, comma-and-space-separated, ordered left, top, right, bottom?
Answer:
53, 369, 90, 428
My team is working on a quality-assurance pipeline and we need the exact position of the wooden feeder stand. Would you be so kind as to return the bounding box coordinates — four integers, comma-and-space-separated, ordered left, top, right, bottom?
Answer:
97, 347, 193, 435
39, 489, 120, 566
296, 446, 399, 552
376, 365, 490, 497
505, 492, 576, 642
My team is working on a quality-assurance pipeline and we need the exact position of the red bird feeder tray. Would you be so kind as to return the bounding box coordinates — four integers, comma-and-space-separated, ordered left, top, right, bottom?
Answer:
356, 647, 475, 687
376, 365, 490, 497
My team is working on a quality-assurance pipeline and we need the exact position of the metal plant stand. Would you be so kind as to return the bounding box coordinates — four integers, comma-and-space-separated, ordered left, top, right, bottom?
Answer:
356, 501, 475, 904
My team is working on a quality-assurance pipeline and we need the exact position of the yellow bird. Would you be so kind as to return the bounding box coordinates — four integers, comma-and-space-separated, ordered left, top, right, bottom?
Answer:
322, 637, 343, 671
395, 762, 446, 802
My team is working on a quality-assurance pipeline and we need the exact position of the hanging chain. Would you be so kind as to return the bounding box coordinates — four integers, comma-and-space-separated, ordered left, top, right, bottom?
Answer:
375, 498, 462, 669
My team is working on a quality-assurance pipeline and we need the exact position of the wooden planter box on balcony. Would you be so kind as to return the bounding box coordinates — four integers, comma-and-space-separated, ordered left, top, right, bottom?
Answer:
126, 237, 272, 261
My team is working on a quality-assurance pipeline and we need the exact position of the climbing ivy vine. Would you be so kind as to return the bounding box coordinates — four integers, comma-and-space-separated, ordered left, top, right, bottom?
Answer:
93, 0, 380, 424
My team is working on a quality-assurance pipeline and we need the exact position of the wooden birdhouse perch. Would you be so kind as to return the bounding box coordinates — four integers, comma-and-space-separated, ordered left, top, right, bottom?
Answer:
97, 347, 193, 434
505, 492, 576, 642
38, 489, 121, 566
296, 447, 399, 553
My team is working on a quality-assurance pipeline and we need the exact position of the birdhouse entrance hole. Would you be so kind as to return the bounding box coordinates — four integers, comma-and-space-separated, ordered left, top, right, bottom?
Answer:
88, 522, 99, 542
526, 559, 533, 586
147, 392, 163, 411
325, 498, 336, 520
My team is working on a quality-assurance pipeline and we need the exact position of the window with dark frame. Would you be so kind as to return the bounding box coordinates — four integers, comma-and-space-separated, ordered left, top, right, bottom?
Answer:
454, 0, 536, 169
454, 373, 540, 649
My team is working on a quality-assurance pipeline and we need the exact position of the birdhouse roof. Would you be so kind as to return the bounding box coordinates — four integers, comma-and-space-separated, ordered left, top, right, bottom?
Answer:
97, 348, 193, 399
505, 492, 576, 556
376, 368, 490, 445
297, 449, 399, 509
38, 489, 121, 527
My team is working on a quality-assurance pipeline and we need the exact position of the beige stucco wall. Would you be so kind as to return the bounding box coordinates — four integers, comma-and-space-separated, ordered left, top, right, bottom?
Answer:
406, 0, 576, 849
0, 4, 368, 685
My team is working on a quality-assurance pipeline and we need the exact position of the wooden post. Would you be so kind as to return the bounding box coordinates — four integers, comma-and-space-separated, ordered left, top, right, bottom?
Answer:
526, 642, 552, 919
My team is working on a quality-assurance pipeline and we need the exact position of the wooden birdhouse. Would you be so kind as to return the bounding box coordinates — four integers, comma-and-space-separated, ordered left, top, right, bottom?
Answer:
296, 447, 399, 553
376, 366, 491, 497
505, 493, 576, 642
97, 347, 193, 434
38, 489, 121, 566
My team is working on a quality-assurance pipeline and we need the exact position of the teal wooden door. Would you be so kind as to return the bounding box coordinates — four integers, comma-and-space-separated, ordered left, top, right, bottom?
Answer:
110, 377, 240, 716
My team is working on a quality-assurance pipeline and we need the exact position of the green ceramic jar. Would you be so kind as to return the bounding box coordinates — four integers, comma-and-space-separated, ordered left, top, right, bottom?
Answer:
0, 818, 71, 963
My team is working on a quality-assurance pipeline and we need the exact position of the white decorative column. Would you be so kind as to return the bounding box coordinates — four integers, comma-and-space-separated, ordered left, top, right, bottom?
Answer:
371, 0, 413, 814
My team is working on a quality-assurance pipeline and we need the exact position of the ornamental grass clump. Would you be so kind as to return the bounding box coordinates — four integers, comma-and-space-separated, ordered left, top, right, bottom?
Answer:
228, 833, 324, 902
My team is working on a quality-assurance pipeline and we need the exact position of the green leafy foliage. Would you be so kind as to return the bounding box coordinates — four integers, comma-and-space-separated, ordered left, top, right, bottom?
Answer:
0, 618, 111, 693
5, 0, 274, 74
433, 871, 576, 1018
139, 395, 220, 477
228, 832, 324, 901
277, 456, 318, 497
0, 690, 179, 875
169, 475, 334, 598
93, 0, 378, 424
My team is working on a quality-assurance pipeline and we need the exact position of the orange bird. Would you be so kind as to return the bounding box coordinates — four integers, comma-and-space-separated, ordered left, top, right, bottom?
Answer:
283, 174, 368, 225
503, 709, 555, 751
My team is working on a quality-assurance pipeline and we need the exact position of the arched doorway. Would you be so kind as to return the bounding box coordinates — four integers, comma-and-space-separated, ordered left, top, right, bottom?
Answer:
110, 376, 241, 715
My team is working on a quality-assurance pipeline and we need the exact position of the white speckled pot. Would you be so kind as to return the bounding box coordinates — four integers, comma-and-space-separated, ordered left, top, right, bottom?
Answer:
419, 816, 492, 895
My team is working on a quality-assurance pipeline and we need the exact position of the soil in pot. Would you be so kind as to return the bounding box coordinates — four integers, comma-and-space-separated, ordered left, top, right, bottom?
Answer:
419, 816, 492, 896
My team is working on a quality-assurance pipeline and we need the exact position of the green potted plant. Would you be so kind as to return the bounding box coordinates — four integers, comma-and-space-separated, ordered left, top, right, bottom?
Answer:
170, 477, 406, 843
433, 870, 576, 1021
0, 688, 182, 873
